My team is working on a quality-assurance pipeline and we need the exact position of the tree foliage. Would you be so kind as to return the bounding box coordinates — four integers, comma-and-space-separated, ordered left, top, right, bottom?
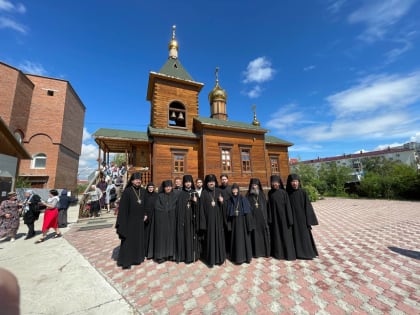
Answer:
293, 156, 419, 201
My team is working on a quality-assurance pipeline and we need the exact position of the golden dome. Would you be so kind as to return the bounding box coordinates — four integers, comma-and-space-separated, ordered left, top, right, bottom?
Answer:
168, 39, 178, 50
208, 67, 227, 103
208, 84, 227, 103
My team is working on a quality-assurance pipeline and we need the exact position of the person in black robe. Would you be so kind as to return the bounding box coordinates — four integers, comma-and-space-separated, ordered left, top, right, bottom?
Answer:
152, 180, 178, 263
227, 183, 254, 264
199, 174, 226, 267
246, 178, 270, 258
286, 174, 319, 259
115, 172, 147, 269
21, 190, 41, 240
267, 175, 296, 261
143, 182, 157, 259
175, 175, 200, 263
58, 189, 71, 228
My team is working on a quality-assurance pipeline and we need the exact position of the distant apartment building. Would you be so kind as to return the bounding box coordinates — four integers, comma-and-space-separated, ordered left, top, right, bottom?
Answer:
0, 61, 85, 195
292, 142, 420, 182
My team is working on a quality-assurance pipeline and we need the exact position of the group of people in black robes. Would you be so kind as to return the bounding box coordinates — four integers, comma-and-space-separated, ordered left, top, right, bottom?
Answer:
115, 172, 319, 269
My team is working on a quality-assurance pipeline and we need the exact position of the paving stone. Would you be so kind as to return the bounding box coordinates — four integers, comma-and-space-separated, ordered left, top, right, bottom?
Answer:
64, 198, 420, 314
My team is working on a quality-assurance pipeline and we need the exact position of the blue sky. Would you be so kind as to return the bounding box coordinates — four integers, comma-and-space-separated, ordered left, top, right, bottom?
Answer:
1, 0, 420, 179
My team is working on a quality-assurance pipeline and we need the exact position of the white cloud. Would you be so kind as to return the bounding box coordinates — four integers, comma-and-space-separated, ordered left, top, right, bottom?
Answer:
243, 57, 275, 83
266, 104, 315, 130
244, 85, 262, 98
326, 0, 348, 14
326, 72, 420, 117
78, 143, 98, 179
18, 60, 48, 76
348, 0, 416, 42
0, 1, 27, 33
82, 127, 92, 142
303, 65, 316, 72
0, 16, 26, 33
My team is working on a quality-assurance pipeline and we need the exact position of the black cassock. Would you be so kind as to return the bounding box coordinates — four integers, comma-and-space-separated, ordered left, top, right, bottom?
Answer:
115, 186, 146, 268
199, 187, 226, 267
247, 192, 270, 258
175, 190, 200, 263
143, 190, 158, 258
151, 191, 177, 262
288, 188, 319, 259
226, 195, 254, 264
267, 189, 296, 260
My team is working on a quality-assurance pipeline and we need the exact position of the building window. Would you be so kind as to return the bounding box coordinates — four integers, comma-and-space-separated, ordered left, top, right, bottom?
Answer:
270, 155, 279, 174
241, 149, 251, 173
168, 101, 186, 128
47, 90, 54, 96
14, 130, 23, 143
221, 148, 232, 172
31, 153, 47, 169
173, 153, 185, 173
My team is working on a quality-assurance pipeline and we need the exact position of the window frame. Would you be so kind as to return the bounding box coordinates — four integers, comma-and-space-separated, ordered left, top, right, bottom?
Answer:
269, 155, 280, 174
240, 147, 252, 173
31, 153, 47, 169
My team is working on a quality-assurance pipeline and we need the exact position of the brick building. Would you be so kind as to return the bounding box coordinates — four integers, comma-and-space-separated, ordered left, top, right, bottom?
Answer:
93, 27, 293, 188
0, 61, 85, 192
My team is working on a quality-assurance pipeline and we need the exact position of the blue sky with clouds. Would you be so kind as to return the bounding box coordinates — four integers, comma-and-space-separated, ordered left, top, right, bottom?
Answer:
1, 0, 419, 179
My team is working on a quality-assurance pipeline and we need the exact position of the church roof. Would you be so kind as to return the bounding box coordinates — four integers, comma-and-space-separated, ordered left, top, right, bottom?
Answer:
148, 126, 197, 139
265, 135, 294, 146
93, 128, 149, 141
158, 58, 193, 81
194, 116, 267, 133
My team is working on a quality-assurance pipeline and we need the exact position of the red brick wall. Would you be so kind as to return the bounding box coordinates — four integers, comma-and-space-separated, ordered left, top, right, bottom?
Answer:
0, 63, 33, 136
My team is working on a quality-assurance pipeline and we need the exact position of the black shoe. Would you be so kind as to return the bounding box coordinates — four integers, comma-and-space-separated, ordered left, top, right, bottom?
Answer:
24, 234, 35, 240
122, 265, 131, 270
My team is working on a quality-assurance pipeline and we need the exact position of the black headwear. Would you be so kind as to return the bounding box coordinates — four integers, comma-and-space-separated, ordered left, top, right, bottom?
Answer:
182, 174, 195, 190
247, 178, 263, 194
126, 172, 142, 188
286, 174, 300, 192
231, 183, 240, 191
204, 174, 218, 187
158, 180, 173, 193
146, 182, 155, 189
270, 175, 285, 190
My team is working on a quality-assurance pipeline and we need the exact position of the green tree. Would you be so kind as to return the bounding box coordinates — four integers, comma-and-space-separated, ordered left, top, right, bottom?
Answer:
318, 162, 352, 196
113, 153, 126, 167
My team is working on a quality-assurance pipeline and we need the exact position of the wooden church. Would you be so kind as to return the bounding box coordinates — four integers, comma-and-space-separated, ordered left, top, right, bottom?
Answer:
93, 26, 293, 188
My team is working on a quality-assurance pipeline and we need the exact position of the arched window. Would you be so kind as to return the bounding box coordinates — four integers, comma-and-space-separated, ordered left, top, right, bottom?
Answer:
168, 101, 186, 128
31, 153, 47, 169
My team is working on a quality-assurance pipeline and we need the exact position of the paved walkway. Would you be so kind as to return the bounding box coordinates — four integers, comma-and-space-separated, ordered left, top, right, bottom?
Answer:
1, 198, 419, 314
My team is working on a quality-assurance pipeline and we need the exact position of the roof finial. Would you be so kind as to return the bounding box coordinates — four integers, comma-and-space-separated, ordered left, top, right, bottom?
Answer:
168, 25, 178, 59
172, 25, 176, 40
215, 66, 219, 85
252, 104, 260, 126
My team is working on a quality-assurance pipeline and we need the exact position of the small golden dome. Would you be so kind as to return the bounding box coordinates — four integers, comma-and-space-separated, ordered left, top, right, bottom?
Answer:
168, 39, 178, 50
208, 67, 227, 103
208, 84, 227, 103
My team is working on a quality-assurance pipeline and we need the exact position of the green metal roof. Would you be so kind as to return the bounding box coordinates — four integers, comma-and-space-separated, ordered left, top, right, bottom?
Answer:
265, 135, 294, 146
159, 58, 193, 81
148, 126, 197, 138
195, 116, 268, 132
93, 128, 149, 141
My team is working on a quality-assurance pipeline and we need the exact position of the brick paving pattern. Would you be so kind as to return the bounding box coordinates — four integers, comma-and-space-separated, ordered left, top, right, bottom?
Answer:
65, 198, 420, 314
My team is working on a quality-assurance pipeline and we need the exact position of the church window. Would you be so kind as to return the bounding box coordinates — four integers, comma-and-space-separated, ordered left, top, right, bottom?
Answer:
168, 101, 186, 128
31, 153, 47, 169
270, 155, 279, 174
173, 152, 185, 173
221, 148, 232, 172
241, 149, 251, 173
